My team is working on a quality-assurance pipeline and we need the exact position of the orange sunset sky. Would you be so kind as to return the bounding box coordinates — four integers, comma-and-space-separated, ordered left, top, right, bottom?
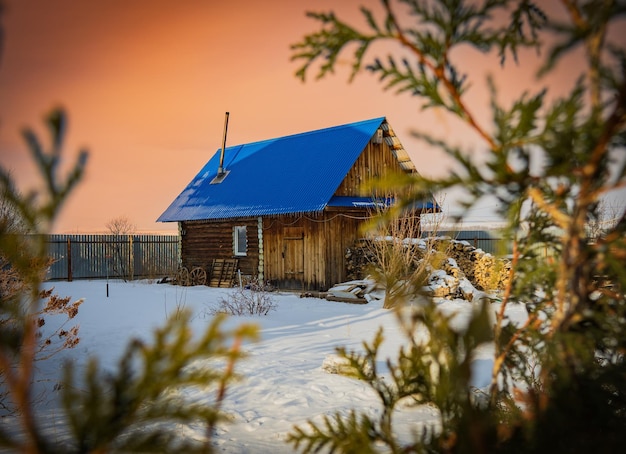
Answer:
0, 0, 619, 233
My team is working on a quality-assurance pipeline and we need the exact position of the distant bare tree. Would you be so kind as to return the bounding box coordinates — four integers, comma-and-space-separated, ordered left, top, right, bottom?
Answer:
105, 215, 136, 236
105, 216, 136, 281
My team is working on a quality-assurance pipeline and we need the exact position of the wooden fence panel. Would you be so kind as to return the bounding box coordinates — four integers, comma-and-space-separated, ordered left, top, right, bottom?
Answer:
43, 234, 179, 281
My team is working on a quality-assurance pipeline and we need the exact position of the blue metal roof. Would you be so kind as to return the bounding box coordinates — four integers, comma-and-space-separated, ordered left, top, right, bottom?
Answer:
328, 196, 438, 211
158, 117, 410, 222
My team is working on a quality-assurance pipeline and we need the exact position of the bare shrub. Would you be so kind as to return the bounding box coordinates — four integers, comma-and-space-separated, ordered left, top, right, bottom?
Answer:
211, 283, 277, 316
364, 206, 448, 308
1, 108, 259, 452
1, 196, 82, 415
105, 216, 136, 281
164, 286, 187, 320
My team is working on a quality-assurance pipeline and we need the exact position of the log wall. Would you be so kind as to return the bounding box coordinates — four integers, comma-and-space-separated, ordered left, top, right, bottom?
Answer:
180, 218, 260, 277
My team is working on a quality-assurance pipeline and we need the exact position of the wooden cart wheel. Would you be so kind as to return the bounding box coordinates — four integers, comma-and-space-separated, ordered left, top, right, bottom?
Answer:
190, 267, 207, 286
176, 266, 190, 286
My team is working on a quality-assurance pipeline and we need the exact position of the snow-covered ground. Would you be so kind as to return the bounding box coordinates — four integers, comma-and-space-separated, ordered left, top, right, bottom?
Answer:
5, 280, 528, 453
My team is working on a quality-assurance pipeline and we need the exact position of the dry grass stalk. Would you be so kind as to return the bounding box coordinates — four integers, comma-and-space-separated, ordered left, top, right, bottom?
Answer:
364, 205, 447, 309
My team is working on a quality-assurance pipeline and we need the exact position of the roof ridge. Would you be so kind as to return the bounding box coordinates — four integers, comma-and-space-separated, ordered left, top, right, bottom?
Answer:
157, 115, 416, 222
216, 116, 386, 151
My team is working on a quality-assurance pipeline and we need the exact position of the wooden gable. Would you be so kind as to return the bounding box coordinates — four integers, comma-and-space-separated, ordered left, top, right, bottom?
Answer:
334, 137, 409, 197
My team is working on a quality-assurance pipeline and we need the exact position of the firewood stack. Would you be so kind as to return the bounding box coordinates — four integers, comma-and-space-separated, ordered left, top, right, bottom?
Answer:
345, 239, 377, 281
345, 238, 510, 292
445, 240, 510, 291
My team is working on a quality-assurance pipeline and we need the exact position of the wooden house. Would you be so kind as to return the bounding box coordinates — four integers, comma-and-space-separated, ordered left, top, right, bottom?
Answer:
157, 116, 438, 291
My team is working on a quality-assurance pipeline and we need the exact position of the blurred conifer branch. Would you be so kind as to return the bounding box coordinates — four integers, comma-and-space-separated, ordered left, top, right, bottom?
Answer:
0, 109, 259, 452
289, 0, 626, 451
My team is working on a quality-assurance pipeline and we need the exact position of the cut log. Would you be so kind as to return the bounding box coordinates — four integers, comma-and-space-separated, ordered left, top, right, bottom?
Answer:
326, 294, 368, 304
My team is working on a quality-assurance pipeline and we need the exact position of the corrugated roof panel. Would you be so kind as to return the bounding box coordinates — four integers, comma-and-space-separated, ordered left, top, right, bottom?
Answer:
328, 196, 391, 209
158, 117, 387, 222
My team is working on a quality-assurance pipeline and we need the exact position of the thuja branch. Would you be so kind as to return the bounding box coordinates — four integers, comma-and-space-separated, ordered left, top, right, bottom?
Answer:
494, 241, 520, 341
552, 77, 626, 331
0, 108, 87, 452
489, 312, 540, 405
527, 187, 570, 230
208, 334, 242, 440
580, 77, 626, 200
382, 0, 498, 150
560, 0, 609, 111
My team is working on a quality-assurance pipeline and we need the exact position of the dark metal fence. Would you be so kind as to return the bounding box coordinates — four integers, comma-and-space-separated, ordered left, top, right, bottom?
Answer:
44, 234, 180, 281
451, 236, 508, 255
423, 230, 509, 255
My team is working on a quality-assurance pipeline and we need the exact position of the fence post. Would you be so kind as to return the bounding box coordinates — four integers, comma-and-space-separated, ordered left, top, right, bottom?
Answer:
67, 237, 72, 282
128, 235, 134, 281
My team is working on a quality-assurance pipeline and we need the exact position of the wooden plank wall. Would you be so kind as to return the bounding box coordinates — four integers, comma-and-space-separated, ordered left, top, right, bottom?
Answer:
335, 140, 406, 196
262, 213, 364, 291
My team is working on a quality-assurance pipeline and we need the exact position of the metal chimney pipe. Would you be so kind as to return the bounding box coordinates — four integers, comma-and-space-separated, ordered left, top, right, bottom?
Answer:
218, 111, 229, 175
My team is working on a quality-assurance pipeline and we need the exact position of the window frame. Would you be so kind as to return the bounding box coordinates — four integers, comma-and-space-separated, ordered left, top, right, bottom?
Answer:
233, 225, 247, 256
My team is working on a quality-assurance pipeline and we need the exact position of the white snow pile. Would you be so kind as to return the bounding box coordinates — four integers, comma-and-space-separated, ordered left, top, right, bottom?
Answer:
2, 280, 528, 453
328, 257, 484, 305
424, 257, 482, 302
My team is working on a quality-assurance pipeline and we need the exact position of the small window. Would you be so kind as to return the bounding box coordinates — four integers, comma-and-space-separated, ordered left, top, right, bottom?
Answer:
234, 226, 247, 256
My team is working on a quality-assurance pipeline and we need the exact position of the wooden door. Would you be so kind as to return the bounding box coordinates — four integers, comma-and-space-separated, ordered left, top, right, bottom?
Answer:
283, 227, 304, 289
